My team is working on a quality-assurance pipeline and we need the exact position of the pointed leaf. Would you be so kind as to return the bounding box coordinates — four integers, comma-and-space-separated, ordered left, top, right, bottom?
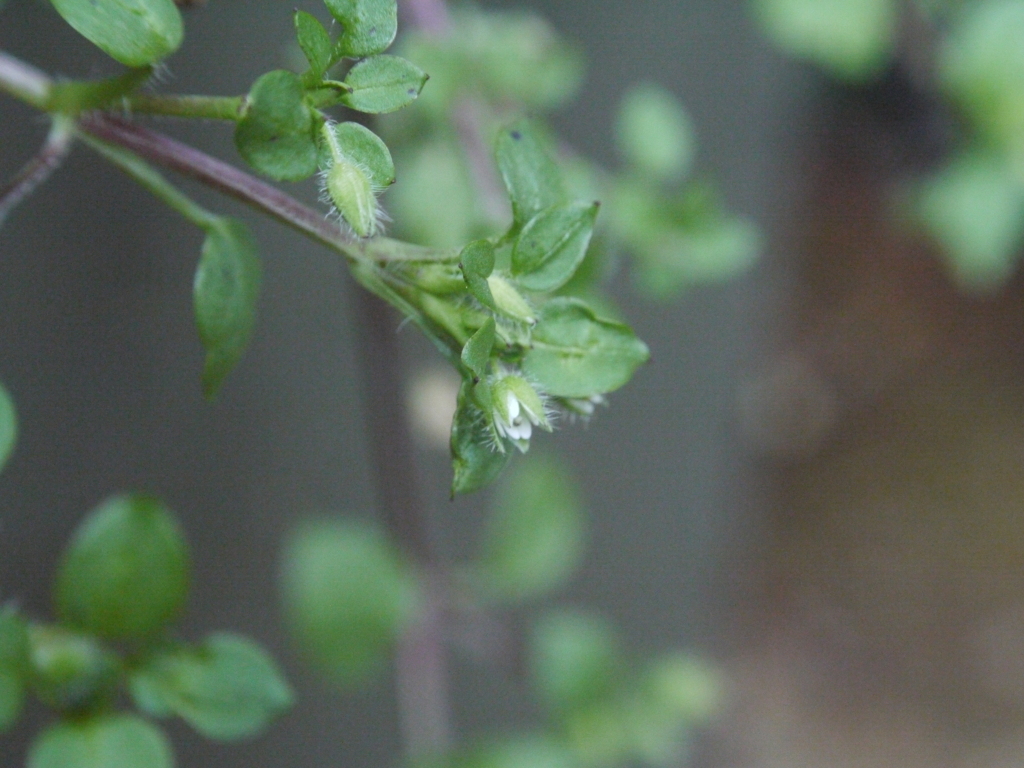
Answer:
55, 494, 190, 641
295, 11, 333, 78
194, 218, 262, 398
495, 120, 565, 229
0, 380, 15, 474
50, 0, 183, 67
235, 70, 319, 181
512, 202, 599, 292
128, 634, 292, 741
27, 713, 174, 768
462, 317, 497, 379
341, 55, 428, 114
324, 0, 397, 57
451, 380, 511, 495
522, 298, 649, 398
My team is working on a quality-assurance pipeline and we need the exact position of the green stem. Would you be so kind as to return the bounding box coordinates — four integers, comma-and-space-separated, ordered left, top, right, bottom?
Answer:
126, 94, 244, 121
78, 132, 219, 230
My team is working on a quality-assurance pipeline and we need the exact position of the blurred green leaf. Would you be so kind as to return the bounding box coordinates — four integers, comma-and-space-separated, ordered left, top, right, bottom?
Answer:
50, 0, 182, 67
522, 298, 649, 398
462, 317, 496, 379
451, 380, 511, 495
295, 10, 333, 79
324, 0, 397, 57
392, 141, 478, 248
27, 713, 174, 768
495, 121, 565, 230
530, 609, 619, 713
55, 494, 190, 641
643, 653, 721, 723
512, 202, 599, 292
129, 633, 292, 741
0, 607, 28, 732
323, 122, 396, 188
753, 0, 896, 80
616, 84, 695, 180
341, 55, 428, 114
917, 151, 1024, 291
0, 380, 16, 474
478, 455, 585, 602
28, 625, 120, 712
235, 70, 319, 181
280, 519, 420, 683
194, 218, 262, 398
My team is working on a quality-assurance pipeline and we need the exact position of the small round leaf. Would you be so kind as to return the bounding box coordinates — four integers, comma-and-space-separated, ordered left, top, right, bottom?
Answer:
324, 0, 397, 57
340, 55, 428, 114
235, 71, 319, 182
28, 713, 174, 768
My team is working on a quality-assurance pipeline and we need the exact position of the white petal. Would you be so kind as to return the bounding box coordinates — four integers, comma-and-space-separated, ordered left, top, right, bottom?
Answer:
507, 419, 532, 441
505, 391, 520, 422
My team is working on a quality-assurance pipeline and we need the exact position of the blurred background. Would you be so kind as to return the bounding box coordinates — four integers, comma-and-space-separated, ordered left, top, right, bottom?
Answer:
6, 0, 1024, 766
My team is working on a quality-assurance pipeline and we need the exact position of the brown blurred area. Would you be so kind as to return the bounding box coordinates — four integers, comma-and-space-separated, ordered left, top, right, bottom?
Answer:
723, 71, 1024, 767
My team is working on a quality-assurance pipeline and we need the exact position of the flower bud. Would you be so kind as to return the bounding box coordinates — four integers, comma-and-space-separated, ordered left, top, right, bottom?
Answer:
325, 159, 378, 239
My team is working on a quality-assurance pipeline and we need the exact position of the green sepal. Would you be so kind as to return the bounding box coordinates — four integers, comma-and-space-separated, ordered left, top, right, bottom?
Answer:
280, 519, 421, 684
295, 10, 333, 79
27, 625, 121, 712
50, 0, 183, 67
451, 380, 511, 495
0, 379, 16, 475
193, 218, 262, 398
235, 70, 319, 181
47, 67, 153, 114
324, 0, 397, 58
54, 494, 190, 641
511, 201, 599, 292
322, 121, 396, 188
462, 316, 497, 379
128, 633, 292, 741
0, 607, 28, 732
495, 120, 565, 231
522, 298, 649, 398
27, 713, 174, 768
340, 54, 428, 114
460, 240, 498, 311
478, 455, 584, 602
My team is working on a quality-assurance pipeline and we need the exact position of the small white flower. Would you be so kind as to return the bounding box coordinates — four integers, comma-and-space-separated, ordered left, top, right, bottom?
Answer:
491, 375, 551, 452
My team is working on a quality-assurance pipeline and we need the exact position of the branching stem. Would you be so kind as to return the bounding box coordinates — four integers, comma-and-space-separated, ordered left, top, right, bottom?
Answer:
0, 115, 74, 227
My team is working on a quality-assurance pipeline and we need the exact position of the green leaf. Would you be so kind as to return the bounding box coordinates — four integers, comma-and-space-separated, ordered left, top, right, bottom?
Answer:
753, 0, 896, 80
324, 0, 397, 57
50, 0, 183, 67
340, 55, 428, 114
462, 317, 497, 379
495, 120, 566, 230
522, 298, 649, 398
512, 202, 599, 292
27, 713, 174, 768
0, 607, 28, 732
530, 609, 619, 713
0, 380, 16, 474
128, 633, 292, 741
323, 122, 396, 188
478, 455, 584, 601
27, 625, 120, 711
295, 11, 333, 79
460, 240, 499, 311
280, 519, 420, 684
917, 152, 1024, 291
235, 70, 319, 181
391, 140, 477, 248
616, 84, 694, 180
194, 218, 262, 398
55, 494, 190, 641
451, 380, 511, 495
642, 653, 721, 723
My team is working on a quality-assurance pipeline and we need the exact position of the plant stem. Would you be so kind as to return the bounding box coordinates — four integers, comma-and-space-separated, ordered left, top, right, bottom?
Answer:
0, 50, 50, 109
0, 115, 73, 227
126, 93, 244, 121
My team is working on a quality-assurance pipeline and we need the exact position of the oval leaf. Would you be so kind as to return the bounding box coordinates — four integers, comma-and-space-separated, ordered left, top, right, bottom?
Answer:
512, 202, 599, 292
522, 298, 649, 398
295, 10, 333, 78
55, 494, 190, 641
280, 519, 420, 684
324, 0, 397, 57
50, 0, 183, 67
460, 240, 498, 310
28, 713, 174, 768
324, 122, 395, 188
341, 55, 428, 114
479, 455, 585, 601
495, 120, 565, 230
128, 633, 292, 741
194, 218, 262, 398
235, 71, 318, 181
0, 380, 16, 474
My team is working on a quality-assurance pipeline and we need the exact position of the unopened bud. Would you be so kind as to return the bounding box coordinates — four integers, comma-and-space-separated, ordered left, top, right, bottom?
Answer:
326, 159, 378, 239
487, 275, 535, 324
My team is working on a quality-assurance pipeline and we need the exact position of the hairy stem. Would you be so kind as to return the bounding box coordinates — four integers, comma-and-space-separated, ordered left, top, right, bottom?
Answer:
0, 115, 74, 227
